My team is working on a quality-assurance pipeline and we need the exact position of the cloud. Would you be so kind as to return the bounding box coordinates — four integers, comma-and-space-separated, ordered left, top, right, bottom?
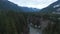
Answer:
8, 0, 57, 9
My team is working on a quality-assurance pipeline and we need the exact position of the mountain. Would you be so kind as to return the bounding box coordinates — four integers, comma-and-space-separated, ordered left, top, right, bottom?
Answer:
0, 0, 8, 1
21, 7, 40, 12
0, 1, 23, 12
40, 0, 60, 14
0, 0, 40, 12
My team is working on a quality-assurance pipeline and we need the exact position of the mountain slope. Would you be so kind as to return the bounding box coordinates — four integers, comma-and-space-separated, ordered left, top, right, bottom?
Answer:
40, 0, 60, 14
0, 1, 22, 12
0, 0, 39, 12
21, 7, 40, 12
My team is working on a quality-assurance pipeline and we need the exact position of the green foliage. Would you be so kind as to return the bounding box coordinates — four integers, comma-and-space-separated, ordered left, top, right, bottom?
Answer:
40, 14, 60, 34
0, 10, 28, 34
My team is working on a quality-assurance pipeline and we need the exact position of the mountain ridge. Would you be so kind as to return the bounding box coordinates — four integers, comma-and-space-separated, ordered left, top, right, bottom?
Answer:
40, 0, 60, 14
0, 0, 40, 12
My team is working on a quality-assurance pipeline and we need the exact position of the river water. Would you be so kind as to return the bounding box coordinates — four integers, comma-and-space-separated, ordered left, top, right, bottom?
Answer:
29, 24, 42, 34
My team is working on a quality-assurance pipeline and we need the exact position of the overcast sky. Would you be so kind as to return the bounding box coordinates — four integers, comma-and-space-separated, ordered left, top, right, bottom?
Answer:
8, 0, 57, 9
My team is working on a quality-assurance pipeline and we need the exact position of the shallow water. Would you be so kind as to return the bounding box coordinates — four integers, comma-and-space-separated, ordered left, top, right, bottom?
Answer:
29, 24, 42, 34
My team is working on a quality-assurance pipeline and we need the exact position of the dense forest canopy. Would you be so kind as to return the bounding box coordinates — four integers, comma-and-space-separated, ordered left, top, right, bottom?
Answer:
0, 0, 60, 34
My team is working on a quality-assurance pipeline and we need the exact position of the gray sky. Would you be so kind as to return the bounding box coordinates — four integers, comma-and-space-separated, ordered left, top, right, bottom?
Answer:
8, 0, 57, 9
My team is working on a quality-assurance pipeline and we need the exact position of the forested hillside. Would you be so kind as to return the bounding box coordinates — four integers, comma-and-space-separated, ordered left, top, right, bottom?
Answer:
38, 0, 60, 34
0, 10, 29, 34
0, 0, 60, 34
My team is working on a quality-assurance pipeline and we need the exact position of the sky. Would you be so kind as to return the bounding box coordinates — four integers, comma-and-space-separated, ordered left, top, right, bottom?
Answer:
8, 0, 57, 9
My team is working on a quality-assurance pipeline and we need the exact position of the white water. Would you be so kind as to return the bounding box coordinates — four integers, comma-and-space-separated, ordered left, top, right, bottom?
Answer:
29, 24, 42, 34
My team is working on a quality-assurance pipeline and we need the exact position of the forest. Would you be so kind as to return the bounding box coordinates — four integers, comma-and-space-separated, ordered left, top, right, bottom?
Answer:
0, 0, 60, 34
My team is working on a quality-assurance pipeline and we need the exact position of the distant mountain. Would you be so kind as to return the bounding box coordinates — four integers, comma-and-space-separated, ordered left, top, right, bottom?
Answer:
40, 0, 60, 14
0, 0, 40, 12
21, 7, 40, 12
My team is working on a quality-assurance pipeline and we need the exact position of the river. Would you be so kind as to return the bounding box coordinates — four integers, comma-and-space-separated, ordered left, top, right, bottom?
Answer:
29, 23, 42, 34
